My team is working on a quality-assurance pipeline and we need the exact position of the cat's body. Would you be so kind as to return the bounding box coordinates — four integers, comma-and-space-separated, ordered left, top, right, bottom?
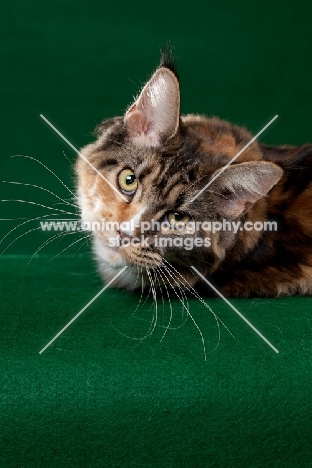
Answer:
76, 52, 312, 297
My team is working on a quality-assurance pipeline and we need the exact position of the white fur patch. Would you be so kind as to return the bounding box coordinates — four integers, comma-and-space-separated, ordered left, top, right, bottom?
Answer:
94, 238, 140, 290
120, 207, 146, 236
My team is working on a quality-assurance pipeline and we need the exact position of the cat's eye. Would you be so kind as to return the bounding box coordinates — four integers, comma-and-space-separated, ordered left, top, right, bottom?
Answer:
167, 211, 191, 228
118, 169, 138, 195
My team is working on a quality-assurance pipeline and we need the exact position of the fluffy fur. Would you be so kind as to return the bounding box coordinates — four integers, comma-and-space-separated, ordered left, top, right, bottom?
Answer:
76, 52, 312, 297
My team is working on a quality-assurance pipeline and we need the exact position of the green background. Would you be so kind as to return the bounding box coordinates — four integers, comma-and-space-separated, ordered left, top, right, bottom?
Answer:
1, 0, 312, 467
1, 0, 312, 254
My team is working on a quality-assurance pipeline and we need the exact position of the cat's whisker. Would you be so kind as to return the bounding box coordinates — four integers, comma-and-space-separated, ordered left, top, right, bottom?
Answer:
131, 267, 151, 319
51, 203, 80, 216
0, 213, 64, 246
115, 268, 152, 333
0, 199, 77, 253
1, 225, 60, 256
52, 201, 79, 208
2, 181, 78, 209
158, 267, 183, 334
11, 155, 77, 199
160, 264, 193, 330
159, 259, 190, 304
158, 265, 188, 313
153, 267, 188, 333
155, 270, 166, 327
159, 264, 207, 360
158, 262, 190, 320
0, 199, 75, 215
134, 266, 146, 313
133, 277, 152, 315
111, 315, 157, 342
162, 258, 221, 318
161, 257, 236, 344
157, 267, 189, 339
25, 231, 79, 268
111, 267, 156, 344
128, 265, 141, 293
46, 234, 90, 263
62, 151, 72, 165
160, 260, 220, 354
111, 290, 162, 345
145, 266, 159, 339
153, 267, 169, 330
72, 237, 90, 256
162, 258, 219, 312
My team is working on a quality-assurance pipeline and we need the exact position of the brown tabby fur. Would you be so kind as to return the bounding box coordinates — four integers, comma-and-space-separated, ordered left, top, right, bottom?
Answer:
76, 51, 312, 297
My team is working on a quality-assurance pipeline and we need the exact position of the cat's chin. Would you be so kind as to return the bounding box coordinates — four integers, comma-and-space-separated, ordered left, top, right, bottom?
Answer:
93, 238, 128, 268
93, 238, 140, 289
97, 259, 141, 290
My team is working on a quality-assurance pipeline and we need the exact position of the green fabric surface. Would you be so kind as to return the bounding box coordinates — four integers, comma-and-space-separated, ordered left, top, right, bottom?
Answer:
1, 255, 312, 467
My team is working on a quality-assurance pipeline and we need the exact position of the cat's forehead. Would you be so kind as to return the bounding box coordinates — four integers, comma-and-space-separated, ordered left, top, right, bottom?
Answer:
116, 146, 160, 167
97, 117, 185, 170
99, 138, 189, 178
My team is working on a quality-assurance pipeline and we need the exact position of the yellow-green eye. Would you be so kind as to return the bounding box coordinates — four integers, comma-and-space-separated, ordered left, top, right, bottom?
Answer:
118, 169, 138, 195
167, 211, 191, 228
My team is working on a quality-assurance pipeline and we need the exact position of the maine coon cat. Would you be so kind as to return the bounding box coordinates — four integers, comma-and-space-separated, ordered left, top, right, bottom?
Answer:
76, 51, 312, 297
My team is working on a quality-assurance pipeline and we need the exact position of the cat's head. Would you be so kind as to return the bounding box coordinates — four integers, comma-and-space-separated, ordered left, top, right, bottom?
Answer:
76, 52, 282, 289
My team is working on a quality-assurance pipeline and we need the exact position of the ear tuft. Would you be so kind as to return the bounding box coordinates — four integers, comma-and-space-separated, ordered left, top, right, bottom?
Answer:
125, 67, 180, 148
159, 44, 179, 79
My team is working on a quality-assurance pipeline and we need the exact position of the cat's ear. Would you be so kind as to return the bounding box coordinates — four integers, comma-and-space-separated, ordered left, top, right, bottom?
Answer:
124, 67, 180, 147
211, 161, 283, 217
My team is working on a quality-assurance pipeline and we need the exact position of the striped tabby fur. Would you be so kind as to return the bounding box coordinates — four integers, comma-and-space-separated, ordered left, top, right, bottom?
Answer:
76, 52, 312, 297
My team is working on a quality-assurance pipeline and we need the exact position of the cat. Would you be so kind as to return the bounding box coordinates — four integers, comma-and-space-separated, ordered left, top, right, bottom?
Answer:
76, 50, 312, 297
